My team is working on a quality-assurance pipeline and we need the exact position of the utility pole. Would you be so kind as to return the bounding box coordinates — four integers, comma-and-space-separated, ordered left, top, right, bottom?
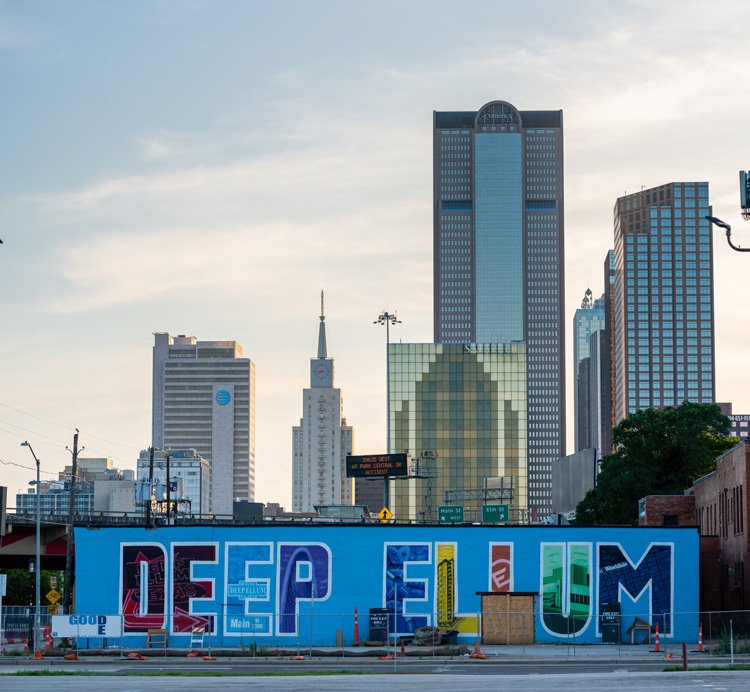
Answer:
145, 447, 154, 529
64, 430, 82, 615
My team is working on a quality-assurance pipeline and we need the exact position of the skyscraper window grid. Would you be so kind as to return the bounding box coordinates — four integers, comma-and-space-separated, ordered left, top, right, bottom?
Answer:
433, 102, 565, 519
612, 183, 714, 422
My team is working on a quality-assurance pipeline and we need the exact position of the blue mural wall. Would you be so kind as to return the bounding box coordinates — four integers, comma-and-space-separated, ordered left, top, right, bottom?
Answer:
74, 525, 699, 645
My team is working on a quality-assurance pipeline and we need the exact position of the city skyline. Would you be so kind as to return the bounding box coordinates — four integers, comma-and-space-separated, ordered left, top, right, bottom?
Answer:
2, 2, 750, 509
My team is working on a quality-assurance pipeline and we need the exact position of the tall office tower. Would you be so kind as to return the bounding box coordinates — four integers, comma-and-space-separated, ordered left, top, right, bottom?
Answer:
292, 295, 354, 512
573, 289, 605, 451
152, 333, 255, 516
600, 250, 616, 455
612, 183, 715, 422
389, 343, 527, 522
433, 100, 565, 518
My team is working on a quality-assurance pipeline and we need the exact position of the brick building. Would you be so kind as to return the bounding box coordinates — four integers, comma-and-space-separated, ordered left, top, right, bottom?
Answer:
693, 441, 749, 611
638, 494, 696, 527
639, 440, 750, 613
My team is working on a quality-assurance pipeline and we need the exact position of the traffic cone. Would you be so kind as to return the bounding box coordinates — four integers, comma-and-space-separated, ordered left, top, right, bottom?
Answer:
33, 650, 44, 660
399, 638, 406, 657
353, 607, 360, 646
653, 623, 660, 652
469, 639, 487, 660
697, 622, 703, 653
291, 655, 306, 660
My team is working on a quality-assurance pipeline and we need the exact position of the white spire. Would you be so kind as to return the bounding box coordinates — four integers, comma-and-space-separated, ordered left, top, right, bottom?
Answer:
317, 290, 327, 358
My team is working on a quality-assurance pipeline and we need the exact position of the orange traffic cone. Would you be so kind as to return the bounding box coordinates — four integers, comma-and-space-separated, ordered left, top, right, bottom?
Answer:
353, 607, 360, 646
697, 622, 703, 653
33, 650, 44, 660
470, 639, 487, 660
653, 623, 660, 652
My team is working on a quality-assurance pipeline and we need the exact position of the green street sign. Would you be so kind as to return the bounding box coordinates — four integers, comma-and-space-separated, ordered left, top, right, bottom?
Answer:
482, 504, 509, 523
438, 505, 464, 523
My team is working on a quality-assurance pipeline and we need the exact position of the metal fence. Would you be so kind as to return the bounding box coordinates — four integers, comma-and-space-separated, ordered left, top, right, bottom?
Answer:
3, 607, 750, 656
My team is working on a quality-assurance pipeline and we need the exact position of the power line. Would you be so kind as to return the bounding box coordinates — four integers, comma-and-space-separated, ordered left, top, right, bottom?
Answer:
0, 400, 141, 452
0, 457, 59, 476
0, 418, 70, 447
0, 401, 74, 431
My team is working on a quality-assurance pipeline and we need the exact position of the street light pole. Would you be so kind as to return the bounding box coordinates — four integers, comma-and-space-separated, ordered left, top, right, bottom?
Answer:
20, 441, 41, 656
705, 215, 750, 253
374, 310, 401, 511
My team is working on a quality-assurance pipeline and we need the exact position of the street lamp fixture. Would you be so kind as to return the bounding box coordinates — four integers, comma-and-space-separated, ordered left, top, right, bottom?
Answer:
20, 441, 41, 657
373, 310, 401, 510
705, 215, 750, 253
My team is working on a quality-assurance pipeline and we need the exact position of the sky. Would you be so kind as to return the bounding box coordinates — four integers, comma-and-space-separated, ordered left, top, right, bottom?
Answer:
2, 0, 750, 508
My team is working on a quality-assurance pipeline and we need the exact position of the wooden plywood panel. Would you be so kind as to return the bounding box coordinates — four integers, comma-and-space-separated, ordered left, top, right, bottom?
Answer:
481, 593, 535, 645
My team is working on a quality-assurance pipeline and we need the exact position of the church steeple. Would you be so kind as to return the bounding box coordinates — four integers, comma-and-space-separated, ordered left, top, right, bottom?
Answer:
317, 289, 327, 359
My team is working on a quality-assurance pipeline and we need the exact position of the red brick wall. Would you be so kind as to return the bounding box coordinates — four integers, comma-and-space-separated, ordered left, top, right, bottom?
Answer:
639, 494, 696, 527
693, 441, 750, 611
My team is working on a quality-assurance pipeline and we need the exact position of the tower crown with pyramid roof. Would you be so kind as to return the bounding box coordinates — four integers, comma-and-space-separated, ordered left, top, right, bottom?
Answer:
310, 290, 333, 388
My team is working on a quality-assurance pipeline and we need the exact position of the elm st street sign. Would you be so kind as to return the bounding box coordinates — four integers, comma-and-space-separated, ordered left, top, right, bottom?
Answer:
482, 504, 509, 523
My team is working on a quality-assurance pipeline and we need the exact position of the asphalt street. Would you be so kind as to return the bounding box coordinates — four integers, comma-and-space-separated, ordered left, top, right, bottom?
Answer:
1, 671, 750, 691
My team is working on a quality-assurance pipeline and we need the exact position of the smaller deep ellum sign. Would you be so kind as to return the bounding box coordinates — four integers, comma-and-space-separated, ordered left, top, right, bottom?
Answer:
51, 614, 122, 638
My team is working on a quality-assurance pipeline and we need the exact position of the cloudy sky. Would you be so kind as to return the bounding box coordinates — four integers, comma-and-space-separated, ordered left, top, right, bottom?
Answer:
2, 0, 749, 507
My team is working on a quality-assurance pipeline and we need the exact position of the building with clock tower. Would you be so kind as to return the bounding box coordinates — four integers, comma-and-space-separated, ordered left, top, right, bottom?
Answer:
292, 293, 354, 512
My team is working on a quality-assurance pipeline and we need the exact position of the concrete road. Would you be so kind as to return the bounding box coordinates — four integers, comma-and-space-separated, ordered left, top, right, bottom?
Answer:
1, 671, 750, 691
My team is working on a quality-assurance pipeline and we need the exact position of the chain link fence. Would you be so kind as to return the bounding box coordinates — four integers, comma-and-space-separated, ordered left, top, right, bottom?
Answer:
2, 607, 750, 656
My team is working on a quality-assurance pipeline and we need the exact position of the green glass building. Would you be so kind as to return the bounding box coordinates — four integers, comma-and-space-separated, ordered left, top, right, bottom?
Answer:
388, 343, 527, 522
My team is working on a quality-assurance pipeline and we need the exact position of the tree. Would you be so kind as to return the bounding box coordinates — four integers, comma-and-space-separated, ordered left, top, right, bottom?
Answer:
0, 568, 64, 605
575, 402, 736, 526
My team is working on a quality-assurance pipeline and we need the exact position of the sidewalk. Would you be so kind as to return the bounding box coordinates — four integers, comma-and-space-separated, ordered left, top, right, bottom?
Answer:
0, 642, 740, 665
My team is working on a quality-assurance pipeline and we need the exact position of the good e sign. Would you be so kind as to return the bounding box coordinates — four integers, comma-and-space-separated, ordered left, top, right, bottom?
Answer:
51, 614, 122, 638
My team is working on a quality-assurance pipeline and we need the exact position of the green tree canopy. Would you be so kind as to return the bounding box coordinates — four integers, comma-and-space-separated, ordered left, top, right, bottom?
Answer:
575, 402, 736, 526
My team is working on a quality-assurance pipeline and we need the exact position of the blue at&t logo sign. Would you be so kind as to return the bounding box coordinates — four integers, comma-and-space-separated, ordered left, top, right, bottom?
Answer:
215, 389, 232, 406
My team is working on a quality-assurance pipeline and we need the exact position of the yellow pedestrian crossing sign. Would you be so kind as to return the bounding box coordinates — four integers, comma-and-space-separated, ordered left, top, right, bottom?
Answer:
378, 507, 393, 523
46, 588, 61, 604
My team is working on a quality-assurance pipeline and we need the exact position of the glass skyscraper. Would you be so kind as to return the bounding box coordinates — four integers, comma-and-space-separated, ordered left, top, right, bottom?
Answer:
612, 182, 715, 421
433, 100, 565, 518
573, 289, 605, 451
389, 343, 527, 522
